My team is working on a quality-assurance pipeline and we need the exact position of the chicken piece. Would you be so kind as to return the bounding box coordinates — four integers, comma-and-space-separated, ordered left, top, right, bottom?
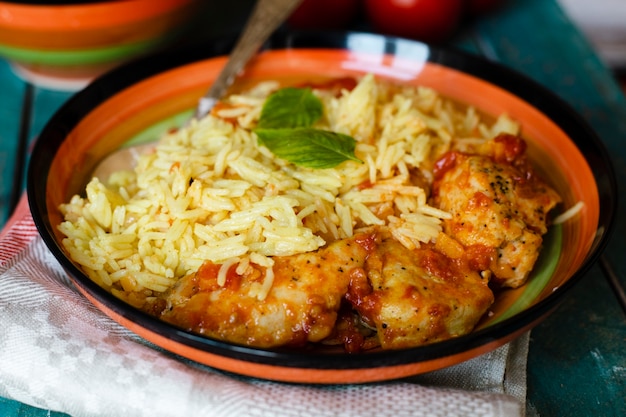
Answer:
160, 230, 378, 348
346, 238, 494, 349
347, 239, 494, 349
432, 134, 561, 288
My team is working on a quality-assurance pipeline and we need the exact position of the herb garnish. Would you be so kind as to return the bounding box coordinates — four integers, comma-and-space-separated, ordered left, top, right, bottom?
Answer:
257, 87, 323, 129
255, 128, 361, 169
254, 87, 362, 169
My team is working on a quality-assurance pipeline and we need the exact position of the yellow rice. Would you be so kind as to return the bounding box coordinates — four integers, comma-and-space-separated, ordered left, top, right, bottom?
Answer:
58, 73, 520, 303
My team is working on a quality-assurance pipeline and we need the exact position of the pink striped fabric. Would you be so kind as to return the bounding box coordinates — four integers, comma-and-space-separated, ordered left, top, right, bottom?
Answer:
0, 195, 38, 267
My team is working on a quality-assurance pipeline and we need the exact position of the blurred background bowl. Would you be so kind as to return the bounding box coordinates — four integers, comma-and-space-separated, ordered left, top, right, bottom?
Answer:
0, 0, 201, 90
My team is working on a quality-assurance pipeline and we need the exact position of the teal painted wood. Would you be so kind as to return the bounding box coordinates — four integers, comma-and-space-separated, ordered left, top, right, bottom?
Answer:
25, 88, 73, 193
0, 74, 72, 221
528, 266, 626, 416
30, 88, 74, 151
0, 397, 68, 417
0, 60, 26, 225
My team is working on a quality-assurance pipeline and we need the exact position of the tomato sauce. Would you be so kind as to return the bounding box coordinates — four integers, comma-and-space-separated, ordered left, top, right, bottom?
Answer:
210, 101, 240, 125
296, 76, 358, 97
196, 261, 241, 292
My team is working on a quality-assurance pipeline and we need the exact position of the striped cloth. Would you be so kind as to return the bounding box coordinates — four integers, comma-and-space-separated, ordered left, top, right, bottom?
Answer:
0, 194, 526, 417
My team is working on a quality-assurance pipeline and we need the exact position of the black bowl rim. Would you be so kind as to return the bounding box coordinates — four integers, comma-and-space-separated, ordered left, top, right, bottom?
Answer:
27, 30, 618, 371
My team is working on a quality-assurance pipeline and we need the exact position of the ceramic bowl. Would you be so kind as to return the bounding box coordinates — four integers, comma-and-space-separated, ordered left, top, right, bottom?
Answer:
27, 32, 617, 384
0, 0, 200, 90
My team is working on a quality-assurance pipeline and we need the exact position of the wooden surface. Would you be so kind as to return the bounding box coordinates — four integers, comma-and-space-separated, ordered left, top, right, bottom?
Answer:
1, 0, 625, 415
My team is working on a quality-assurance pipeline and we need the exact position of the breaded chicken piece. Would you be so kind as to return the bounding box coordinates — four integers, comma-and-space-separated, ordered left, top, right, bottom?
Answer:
432, 134, 561, 288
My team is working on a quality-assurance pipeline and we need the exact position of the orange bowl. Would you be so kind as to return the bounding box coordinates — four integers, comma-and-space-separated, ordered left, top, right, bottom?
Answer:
0, 0, 200, 89
27, 32, 617, 383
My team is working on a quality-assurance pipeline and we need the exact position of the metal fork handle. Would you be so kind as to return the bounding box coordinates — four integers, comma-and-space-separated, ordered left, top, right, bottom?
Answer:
194, 0, 304, 120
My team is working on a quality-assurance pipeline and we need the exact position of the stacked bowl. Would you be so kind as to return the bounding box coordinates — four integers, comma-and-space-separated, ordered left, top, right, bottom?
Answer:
0, 0, 200, 89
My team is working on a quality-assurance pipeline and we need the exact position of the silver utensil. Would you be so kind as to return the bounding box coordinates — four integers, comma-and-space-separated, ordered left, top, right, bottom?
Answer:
93, 0, 303, 181
194, 0, 303, 120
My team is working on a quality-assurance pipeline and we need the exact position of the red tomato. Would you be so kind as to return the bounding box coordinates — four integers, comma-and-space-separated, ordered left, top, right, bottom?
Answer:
287, 0, 361, 30
364, 0, 464, 43
466, 0, 504, 15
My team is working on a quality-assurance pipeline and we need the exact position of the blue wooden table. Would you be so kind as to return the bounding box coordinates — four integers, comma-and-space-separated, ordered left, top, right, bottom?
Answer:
1, 0, 625, 415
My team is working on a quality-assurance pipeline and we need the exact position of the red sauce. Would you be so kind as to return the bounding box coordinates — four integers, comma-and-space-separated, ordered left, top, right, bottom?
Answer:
345, 267, 380, 332
421, 244, 492, 282
357, 179, 374, 190
464, 244, 497, 271
492, 134, 553, 200
169, 161, 181, 173
196, 261, 241, 292
433, 151, 462, 180
420, 248, 458, 282
354, 231, 379, 253
434, 134, 529, 182
334, 308, 367, 354
210, 102, 239, 125
493, 133, 527, 163
296, 76, 358, 96
468, 191, 492, 209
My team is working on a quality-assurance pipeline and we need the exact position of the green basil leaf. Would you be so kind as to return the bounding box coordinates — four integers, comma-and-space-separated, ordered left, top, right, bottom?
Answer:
255, 127, 363, 169
257, 87, 323, 129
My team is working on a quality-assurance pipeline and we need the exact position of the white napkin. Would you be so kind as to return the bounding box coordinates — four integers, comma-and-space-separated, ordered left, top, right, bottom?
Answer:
0, 195, 526, 417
